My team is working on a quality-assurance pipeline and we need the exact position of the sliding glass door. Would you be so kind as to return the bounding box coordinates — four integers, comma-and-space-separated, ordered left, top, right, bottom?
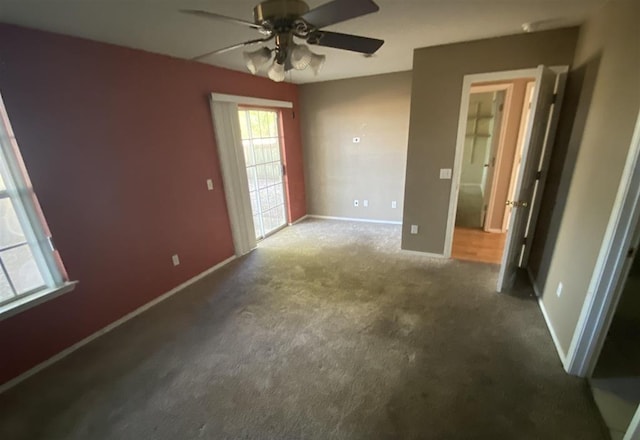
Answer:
238, 108, 287, 240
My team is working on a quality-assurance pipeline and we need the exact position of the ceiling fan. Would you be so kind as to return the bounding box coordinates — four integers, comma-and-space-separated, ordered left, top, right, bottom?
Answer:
181, 0, 384, 82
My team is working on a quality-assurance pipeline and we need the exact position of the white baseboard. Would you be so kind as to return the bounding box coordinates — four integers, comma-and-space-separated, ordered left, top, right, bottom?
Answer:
308, 215, 402, 225
288, 215, 308, 226
537, 297, 568, 370
399, 248, 447, 259
528, 269, 568, 370
0, 255, 236, 395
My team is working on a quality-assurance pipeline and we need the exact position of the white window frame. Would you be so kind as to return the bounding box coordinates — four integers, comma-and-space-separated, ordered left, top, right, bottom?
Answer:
0, 93, 76, 321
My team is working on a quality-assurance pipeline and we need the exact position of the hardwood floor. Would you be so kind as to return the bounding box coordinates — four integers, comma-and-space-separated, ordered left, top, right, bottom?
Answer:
452, 227, 506, 264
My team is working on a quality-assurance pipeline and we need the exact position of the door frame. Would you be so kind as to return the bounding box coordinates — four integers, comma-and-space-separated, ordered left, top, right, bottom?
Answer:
444, 66, 568, 261
565, 108, 640, 377
238, 106, 291, 240
467, 83, 513, 233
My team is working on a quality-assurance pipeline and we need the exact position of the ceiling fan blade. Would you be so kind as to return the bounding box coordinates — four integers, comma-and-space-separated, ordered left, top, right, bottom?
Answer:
301, 0, 379, 29
307, 31, 384, 54
192, 37, 274, 61
180, 9, 265, 31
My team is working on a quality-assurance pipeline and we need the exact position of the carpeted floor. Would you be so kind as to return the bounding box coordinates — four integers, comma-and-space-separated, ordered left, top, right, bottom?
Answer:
0, 219, 607, 439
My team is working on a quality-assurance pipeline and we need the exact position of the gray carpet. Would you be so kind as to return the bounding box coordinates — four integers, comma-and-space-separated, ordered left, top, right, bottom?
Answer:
0, 219, 606, 439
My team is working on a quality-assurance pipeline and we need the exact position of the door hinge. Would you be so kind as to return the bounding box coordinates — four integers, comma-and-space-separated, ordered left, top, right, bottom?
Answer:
536, 171, 542, 180
499, 104, 504, 112
628, 247, 637, 259
281, 164, 286, 176
551, 93, 558, 104
522, 237, 528, 246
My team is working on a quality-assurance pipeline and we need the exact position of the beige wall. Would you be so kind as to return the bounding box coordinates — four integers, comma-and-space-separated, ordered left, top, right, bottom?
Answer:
402, 28, 579, 253
535, 0, 640, 356
300, 71, 412, 222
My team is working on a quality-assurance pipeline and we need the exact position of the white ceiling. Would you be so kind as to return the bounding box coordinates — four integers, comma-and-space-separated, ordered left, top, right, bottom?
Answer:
0, 0, 605, 84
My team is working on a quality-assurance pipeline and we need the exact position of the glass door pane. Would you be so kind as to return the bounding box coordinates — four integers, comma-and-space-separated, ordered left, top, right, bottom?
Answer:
238, 109, 287, 240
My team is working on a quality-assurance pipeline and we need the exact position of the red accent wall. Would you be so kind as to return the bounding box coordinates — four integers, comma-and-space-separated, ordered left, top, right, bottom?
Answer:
0, 24, 306, 385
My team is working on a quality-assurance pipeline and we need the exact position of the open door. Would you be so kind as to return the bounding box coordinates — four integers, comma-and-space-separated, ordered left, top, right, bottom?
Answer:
496, 66, 556, 292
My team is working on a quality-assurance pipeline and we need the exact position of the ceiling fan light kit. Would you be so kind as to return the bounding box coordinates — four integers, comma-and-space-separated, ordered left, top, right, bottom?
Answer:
243, 47, 273, 74
182, 0, 384, 82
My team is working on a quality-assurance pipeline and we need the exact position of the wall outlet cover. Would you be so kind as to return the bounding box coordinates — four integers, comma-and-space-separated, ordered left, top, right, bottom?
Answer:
410, 225, 419, 234
391, 201, 397, 209
206, 179, 214, 190
172, 254, 180, 266
363, 200, 369, 207
353, 137, 361, 144
439, 168, 452, 179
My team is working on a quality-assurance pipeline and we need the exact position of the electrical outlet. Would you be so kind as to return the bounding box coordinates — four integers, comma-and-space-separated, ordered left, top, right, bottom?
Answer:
363, 200, 369, 207
410, 225, 419, 234
354, 200, 359, 207
556, 282, 563, 297
391, 201, 397, 209
172, 254, 180, 266
206, 179, 214, 190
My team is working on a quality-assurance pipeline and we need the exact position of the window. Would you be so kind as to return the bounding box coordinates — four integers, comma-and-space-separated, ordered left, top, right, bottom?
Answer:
238, 108, 288, 239
0, 93, 73, 317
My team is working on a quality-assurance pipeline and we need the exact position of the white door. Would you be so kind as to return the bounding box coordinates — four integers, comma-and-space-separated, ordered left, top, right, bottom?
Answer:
497, 66, 556, 291
238, 108, 288, 240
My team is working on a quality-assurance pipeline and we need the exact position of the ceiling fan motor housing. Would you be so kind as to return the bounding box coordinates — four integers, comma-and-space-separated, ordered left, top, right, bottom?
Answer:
253, 0, 310, 27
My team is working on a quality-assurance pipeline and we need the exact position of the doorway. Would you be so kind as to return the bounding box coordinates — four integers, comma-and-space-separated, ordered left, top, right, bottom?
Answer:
452, 80, 535, 265
238, 108, 288, 240
589, 244, 640, 439
445, 65, 567, 292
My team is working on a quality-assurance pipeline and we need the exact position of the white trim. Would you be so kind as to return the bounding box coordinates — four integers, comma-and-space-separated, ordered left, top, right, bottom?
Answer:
528, 266, 568, 369
0, 281, 77, 322
307, 214, 402, 225
288, 215, 308, 226
623, 404, 640, 440
0, 255, 236, 395
444, 68, 540, 258
538, 295, 568, 369
565, 108, 640, 377
399, 248, 447, 259
210, 93, 293, 109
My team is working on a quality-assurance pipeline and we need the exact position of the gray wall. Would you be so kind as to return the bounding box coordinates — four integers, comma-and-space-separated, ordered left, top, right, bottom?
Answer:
402, 28, 579, 253
535, 0, 640, 356
300, 71, 412, 222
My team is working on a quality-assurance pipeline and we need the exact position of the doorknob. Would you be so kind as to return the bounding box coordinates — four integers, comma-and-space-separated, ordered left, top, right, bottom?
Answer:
506, 200, 529, 208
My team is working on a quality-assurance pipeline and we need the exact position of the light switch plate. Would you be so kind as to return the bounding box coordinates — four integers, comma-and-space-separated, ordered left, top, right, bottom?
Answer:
172, 254, 180, 266
410, 225, 419, 234
391, 201, 397, 209
440, 168, 452, 179
206, 179, 214, 190
363, 200, 369, 207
